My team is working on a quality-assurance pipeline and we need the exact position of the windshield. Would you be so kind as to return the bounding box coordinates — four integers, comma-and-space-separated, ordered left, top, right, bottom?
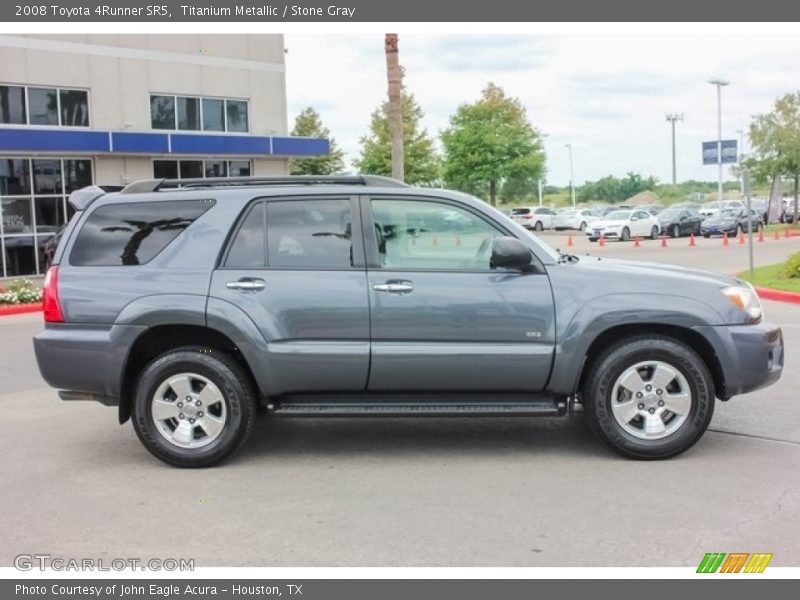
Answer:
605, 210, 632, 220
511, 208, 530, 215
659, 210, 679, 218
703, 202, 721, 209
718, 209, 738, 217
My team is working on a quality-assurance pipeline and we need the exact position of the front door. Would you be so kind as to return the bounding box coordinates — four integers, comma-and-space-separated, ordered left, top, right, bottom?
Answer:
209, 196, 370, 395
363, 196, 556, 392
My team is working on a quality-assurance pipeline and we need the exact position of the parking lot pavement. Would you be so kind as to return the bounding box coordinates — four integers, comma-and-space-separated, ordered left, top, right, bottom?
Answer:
1, 243, 799, 567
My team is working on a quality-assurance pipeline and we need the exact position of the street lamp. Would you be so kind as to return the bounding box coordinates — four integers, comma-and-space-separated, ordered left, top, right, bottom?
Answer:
665, 112, 683, 185
565, 143, 575, 207
709, 78, 730, 204
736, 128, 746, 194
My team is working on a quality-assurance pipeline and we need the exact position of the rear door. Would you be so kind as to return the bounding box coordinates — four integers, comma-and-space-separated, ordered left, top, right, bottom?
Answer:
209, 196, 370, 395
362, 195, 555, 392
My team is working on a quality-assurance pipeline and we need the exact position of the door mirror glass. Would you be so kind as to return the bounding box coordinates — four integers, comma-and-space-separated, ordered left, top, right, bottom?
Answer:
490, 237, 532, 271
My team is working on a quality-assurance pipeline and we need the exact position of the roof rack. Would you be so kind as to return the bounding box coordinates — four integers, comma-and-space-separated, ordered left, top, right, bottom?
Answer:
120, 174, 409, 194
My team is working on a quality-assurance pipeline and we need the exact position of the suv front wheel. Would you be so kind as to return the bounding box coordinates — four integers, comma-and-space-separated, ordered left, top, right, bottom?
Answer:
131, 347, 256, 468
583, 336, 714, 459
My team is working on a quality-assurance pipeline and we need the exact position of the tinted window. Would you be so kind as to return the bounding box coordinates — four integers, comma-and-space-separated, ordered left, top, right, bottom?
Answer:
177, 97, 200, 131
179, 160, 203, 179
33, 159, 62, 194
28, 88, 58, 125
153, 160, 178, 180
511, 208, 530, 215
226, 203, 265, 268
370, 199, 505, 271
150, 95, 175, 129
70, 199, 214, 266
0, 159, 31, 195
226, 100, 248, 132
63, 159, 92, 193
202, 98, 224, 131
59, 90, 89, 127
0, 85, 26, 124
267, 199, 353, 269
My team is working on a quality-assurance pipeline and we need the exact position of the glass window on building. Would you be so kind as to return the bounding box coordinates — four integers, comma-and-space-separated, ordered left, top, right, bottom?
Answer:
59, 90, 89, 127
153, 160, 252, 181
0, 85, 26, 125
177, 97, 200, 131
0, 157, 92, 277
204, 160, 227, 178
28, 87, 58, 126
202, 98, 225, 132
179, 161, 203, 179
153, 160, 179, 180
229, 161, 252, 177
225, 100, 248, 132
150, 95, 175, 129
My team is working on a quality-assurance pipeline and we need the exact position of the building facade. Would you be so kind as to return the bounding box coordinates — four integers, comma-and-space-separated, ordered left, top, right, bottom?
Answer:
0, 34, 327, 277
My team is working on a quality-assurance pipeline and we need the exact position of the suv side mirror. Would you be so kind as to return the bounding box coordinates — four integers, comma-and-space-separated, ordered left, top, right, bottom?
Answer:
491, 237, 533, 271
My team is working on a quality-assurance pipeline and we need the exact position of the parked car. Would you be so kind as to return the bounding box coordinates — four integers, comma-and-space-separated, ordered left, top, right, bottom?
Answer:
34, 176, 783, 467
701, 208, 764, 237
510, 206, 557, 231
699, 200, 745, 218
657, 208, 704, 238
638, 203, 664, 215
784, 198, 797, 223
586, 209, 660, 242
554, 208, 598, 231
672, 201, 701, 210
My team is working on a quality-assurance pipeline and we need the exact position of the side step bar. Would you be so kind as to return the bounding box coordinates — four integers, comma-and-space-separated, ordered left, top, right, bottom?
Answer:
271, 399, 566, 418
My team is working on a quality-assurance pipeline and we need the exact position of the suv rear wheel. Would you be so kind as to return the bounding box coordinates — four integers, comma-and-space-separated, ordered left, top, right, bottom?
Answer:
131, 346, 256, 468
583, 335, 714, 459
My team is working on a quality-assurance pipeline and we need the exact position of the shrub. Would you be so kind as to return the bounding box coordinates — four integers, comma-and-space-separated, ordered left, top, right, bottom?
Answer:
786, 251, 800, 280
0, 278, 42, 305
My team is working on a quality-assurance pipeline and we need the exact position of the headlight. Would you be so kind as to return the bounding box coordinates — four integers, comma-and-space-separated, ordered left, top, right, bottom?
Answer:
722, 283, 763, 321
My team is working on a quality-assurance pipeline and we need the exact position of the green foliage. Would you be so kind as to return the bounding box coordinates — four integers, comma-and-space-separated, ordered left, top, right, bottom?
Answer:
746, 92, 800, 221
786, 251, 800, 280
0, 279, 42, 305
441, 83, 545, 206
289, 107, 345, 175
353, 91, 441, 186
577, 172, 659, 203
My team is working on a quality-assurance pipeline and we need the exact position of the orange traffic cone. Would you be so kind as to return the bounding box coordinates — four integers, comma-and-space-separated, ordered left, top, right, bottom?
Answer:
773, 229, 780, 241
598, 234, 606, 247
567, 235, 574, 248
633, 235, 641, 247
660, 233, 668, 247
689, 233, 697, 247
738, 230, 746, 245
723, 233, 729, 246
758, 228, 765, 243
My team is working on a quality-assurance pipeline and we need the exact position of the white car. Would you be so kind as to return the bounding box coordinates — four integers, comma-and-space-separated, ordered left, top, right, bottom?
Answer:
586, 209, 661, 242
554, 208, 598, 232
509, 206, 557, 231
700, 200, 744, 218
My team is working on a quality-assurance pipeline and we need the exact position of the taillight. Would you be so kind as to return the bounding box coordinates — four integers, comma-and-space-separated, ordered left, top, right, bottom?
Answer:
42, 266, 64, 323
523, 215, 532, 219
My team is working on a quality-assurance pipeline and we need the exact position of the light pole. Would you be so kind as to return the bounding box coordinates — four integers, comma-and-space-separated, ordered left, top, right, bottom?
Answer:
665, 112, 683, 185
709, 78, 729, 204
565, 143, 575, 206
736, 128, 745, 195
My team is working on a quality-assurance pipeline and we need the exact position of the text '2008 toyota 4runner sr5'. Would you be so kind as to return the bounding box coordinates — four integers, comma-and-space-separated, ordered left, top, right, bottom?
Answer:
34, 176, 784, 467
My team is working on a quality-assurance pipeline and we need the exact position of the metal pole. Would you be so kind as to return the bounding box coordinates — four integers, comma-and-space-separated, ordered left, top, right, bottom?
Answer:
538, 178, 543, 207
671, 119, 677, 185
743, 169, 754, 279
566, 144, 575, 207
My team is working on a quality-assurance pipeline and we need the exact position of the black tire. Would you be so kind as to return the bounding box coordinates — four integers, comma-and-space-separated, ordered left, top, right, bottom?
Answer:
588, 237, 598, 242
650, 225, 659, 240
703, 233, 710, 238
583, 335, 715, 459
671, 224, 680, 238
579, 222, 587, 232
534, 221, 544, 232
131, 346, 256, 468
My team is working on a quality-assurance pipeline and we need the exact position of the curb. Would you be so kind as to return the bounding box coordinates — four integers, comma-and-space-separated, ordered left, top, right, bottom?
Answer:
0, 303, 42, 316
753, 286, 800, 305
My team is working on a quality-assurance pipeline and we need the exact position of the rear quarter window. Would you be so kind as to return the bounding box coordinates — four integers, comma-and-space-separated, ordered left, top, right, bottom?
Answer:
69, 199, 214, 266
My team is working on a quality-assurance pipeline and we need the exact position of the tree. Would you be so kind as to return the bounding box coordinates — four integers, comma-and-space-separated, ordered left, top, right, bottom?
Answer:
747, 92, 800, 223
384, 33, 404, 181
441, 83, 545, 206
353, 91, 440, 186
289, 107, 345, 175
578, 173, 659, 203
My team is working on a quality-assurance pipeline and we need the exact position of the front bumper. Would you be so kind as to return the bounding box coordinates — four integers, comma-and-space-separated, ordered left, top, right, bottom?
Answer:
693, 321, 784, 398
701, 224, 737, 236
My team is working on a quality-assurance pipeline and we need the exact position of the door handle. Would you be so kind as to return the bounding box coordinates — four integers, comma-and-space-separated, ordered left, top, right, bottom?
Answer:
226, 278, 266, 291
373, 282, 414, 294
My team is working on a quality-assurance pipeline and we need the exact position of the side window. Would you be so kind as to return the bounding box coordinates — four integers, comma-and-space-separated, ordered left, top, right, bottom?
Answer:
370, 198, 505, 270
266, 199, 353, 269
70, 199, 214, 266
226, 202, 265, 268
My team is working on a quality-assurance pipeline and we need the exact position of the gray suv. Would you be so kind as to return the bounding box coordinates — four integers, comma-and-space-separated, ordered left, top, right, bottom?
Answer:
34, 176, 784, 467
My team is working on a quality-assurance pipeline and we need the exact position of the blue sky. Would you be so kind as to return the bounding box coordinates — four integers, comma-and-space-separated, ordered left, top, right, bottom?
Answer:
285, 33, 800, 186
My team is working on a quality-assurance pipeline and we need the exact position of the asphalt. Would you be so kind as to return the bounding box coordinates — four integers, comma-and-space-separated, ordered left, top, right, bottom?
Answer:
0, 235, 798, 567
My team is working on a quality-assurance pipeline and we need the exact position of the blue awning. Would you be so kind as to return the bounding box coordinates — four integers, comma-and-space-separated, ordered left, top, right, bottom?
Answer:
0, 128, 329, 157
